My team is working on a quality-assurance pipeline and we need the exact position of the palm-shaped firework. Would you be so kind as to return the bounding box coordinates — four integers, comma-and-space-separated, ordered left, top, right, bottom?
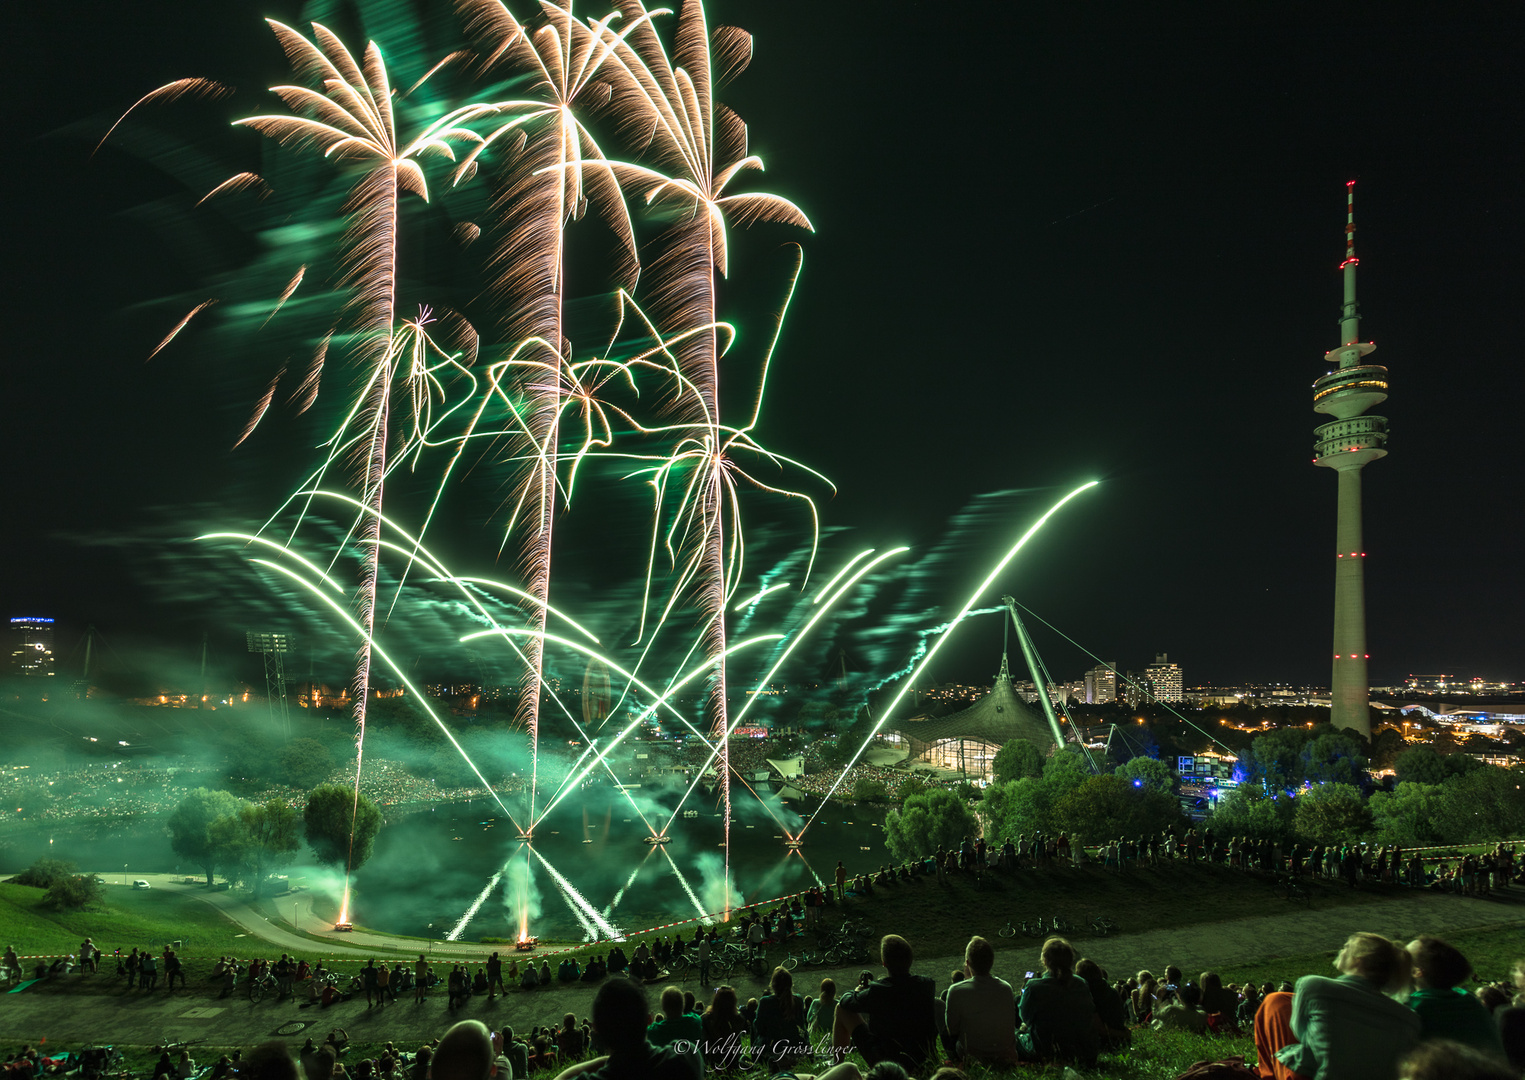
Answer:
453, 0, 648, 821
594, 0, 813, 906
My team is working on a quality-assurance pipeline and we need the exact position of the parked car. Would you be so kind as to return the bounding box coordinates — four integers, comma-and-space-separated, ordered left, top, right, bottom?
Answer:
132, 880, 151, 890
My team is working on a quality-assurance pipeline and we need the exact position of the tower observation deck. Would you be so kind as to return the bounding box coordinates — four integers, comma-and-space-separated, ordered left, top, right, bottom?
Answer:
1312, 181, 1387, 738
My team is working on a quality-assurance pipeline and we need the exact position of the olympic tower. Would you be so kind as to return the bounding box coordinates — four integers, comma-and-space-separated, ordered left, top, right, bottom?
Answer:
1312, 181, 1388, 738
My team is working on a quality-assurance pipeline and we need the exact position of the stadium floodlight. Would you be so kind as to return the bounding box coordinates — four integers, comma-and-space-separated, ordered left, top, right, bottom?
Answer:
246, 631, 293, 738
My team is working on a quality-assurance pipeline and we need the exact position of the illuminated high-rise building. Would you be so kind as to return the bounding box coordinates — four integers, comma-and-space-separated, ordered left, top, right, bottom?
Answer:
1084, 662, 1118, 704
1312, 182, 1389, 738
1145, 653, 1183, 703
9, 617, 57, 677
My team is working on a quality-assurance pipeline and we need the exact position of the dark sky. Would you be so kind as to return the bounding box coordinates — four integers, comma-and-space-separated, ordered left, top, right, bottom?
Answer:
4, 0, 1522, 692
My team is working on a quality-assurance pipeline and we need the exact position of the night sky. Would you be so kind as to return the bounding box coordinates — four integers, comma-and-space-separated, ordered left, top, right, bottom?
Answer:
5, 1, 1522, 693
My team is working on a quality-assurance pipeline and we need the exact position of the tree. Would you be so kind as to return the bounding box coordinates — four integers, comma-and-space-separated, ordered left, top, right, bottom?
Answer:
1209, 785, 1294, 843
1369, 727, 1407, 770
1115, 756, 1175, 794
1292, 783, 1372, 845
1244, 727, 1315, 790
991, 740, 1044, 784
1433, 766, 1525, 843
900, 774, 929, 801
210, 800, 301, 897
1300, 732, 1368, 785
304, 785, 383, 871
850, 777, 887, 803
167, 788, 242, 886
277, 739, 334, 789
1394, 745, 1484, 786
1053, 775, 1182, 845
1393, 746, 1448, 785
1368, 782, 1447, 846
884, 788, 978, 862
45, 873, 104, 911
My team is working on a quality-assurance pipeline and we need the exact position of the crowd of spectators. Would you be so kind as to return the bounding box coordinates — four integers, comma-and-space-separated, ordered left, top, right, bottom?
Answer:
13, 926, 1525, 1079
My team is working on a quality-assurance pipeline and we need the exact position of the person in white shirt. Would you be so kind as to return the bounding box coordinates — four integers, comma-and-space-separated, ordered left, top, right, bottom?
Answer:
944, 936, 1018, 1066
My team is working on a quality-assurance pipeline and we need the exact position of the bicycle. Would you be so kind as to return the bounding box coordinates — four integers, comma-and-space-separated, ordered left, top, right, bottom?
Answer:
1088, 915, 1116, 936
1272, 877, 1312, 908
997, 921, 1018, 939
247, 971, 280, 1003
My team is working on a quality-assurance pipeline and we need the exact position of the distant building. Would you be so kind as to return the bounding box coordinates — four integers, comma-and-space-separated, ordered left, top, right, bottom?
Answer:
9, 617, 56, 677
1084, 663, 1118, 704
1145, 653, 1184, 703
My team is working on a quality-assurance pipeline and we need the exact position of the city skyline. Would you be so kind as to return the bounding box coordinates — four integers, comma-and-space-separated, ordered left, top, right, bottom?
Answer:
3, 1, 1522, 693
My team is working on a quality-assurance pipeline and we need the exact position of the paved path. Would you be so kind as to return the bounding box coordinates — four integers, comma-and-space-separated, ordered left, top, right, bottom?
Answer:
4, 883, 1522, 1051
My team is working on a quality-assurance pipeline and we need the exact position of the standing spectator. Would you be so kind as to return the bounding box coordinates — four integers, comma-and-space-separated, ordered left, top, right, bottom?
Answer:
833, 935, 938, 1073
165, 949, 185, 991
375, 960, 391, 1008
835, 862, 848, 900
944, 936, 1017, 1066
486, 952, 505, 1000
140, 949, 159, 991
1016, 937, 1097, 1066
697, 934, 712, 988
362, 960, 379, 1009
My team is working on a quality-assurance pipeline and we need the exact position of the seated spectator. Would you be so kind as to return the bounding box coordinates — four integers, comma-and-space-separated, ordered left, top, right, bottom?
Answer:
1406, 937, 1507, 1060
754, 967, 808, 1072
1076, 959, 1129, 1050
702, 985, 750, 1074
549, 978, 697, 1079
241, 1042, 301, 1080
540, 960, 553, 986
432, 1020, 505, 1080
834, 935, 938, 1073
1268, 932, 1419, 1080
1016, 937, 1097, 1066
472, 968, 489, 996
945, 936, 1017, 1066
1153, 983, 1209, 1033
1399, 1040, 1517, 1080
1200, 971, 1239, 1033
1132, 971, 1159, 1024
557, 1014, 587, 1062
649, 985, 704, 1049
497, 1030, 527, 1080
522, 963, 541, 991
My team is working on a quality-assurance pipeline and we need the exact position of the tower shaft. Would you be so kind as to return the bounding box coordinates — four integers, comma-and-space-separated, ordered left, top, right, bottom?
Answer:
1331, 467, 1369, 733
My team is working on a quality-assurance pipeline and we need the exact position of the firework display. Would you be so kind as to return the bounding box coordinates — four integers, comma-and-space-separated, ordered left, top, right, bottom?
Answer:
105, 0, 1092, 940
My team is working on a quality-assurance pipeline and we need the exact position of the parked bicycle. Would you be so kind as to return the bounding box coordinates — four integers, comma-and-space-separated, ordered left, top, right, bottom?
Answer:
1088, 915, 1117, 936
1272, 876, 1312, 908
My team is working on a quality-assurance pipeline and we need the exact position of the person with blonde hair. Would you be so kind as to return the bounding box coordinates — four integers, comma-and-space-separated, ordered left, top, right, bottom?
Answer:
1267, 932, 1420, 1079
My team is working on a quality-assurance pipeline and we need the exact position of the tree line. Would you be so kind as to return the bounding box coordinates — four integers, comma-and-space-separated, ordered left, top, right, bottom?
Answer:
877, 724, 1525, 862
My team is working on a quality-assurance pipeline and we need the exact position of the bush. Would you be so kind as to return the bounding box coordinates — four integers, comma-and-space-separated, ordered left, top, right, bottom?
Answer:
7, 857, 77, 889
44, 873, 104, 910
